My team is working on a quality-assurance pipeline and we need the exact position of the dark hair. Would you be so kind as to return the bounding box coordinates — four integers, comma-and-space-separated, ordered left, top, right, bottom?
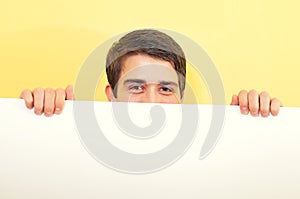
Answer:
106, 29, 186, 98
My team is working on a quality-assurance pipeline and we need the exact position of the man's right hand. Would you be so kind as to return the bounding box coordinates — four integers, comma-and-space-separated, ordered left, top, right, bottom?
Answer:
20, 85, 74, 117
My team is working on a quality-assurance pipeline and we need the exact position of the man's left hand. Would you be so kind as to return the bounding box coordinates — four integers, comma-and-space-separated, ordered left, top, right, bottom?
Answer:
230, 90, 282, 117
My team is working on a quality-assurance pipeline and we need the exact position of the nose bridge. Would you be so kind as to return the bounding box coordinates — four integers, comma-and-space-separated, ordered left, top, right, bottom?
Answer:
146, 84, 160, 103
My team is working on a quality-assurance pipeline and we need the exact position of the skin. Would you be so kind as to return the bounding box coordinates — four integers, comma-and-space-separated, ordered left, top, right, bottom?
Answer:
105, 55, 182, 104
20, 54, 282, 117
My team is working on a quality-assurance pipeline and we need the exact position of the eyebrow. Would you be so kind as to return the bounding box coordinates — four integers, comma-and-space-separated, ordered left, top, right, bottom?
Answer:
123, 79, 146, 85
123, 79, 178, 87
159, 81, 178, 87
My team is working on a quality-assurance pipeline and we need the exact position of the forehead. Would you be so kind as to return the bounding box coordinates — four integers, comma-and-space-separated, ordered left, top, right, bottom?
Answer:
119, 54, 178, 83
121, 54, 175, 73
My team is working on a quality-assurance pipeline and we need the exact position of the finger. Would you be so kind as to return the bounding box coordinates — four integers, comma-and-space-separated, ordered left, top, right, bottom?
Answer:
54, 88, 66, 114
20, 89, 34, 109
248, 89, 259, 117
238, 90, 249, 115
270, 98, 281, 116
65, 85, 74, 100
230, 95, 239, 105
33, 88, 44, 115
259, 91, 271, 117
44, 88, 55, 117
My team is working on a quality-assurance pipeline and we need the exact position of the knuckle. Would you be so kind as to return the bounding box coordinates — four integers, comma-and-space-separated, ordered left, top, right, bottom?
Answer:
45, 88, 54, 95
23, 93, 33, 102
260, 91, 269, 98
249, 89, 258, 96
238, 89, 247, 96
259, 92, 270, 101
272, 98, 280, 103
23, 89, 31, 93
34, 87, 43, 93
56, 88, 65, 94
66, 85, 73, 90
21, 89, 30, 96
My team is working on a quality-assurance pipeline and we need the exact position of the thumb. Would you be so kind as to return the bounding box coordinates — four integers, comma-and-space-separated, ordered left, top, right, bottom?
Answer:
230, 94, 239, 105
65, 85, 74, 100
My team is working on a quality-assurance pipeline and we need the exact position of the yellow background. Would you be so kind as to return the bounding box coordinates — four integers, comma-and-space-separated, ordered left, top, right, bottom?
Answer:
1, 0, 299, 106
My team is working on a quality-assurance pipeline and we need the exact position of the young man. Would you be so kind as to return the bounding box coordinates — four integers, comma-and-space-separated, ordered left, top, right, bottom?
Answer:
20, 29, 281, 117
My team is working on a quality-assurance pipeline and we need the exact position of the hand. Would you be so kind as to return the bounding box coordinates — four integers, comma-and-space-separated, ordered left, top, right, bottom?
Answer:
20, 85, 74, 117
230, 90, 282, 117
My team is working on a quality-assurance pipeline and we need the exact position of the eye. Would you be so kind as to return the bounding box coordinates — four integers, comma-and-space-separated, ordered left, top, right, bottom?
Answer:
159, 86, 174, 95
128, 85, 144, 93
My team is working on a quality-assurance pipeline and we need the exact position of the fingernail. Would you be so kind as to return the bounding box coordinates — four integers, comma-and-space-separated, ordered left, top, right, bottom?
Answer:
242, 107, 248, 111
251, 112, 258, 117
45, 113, 53, 117
35, 111, 42, 115
241, 107, 248, 114
55, 108, 62, 114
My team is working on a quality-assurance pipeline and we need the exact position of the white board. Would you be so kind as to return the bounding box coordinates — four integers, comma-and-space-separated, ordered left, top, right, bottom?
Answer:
0, 98, 299, 199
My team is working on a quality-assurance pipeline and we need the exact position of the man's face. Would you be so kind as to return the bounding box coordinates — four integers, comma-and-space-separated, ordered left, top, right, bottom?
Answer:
105, 54, 183, 104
